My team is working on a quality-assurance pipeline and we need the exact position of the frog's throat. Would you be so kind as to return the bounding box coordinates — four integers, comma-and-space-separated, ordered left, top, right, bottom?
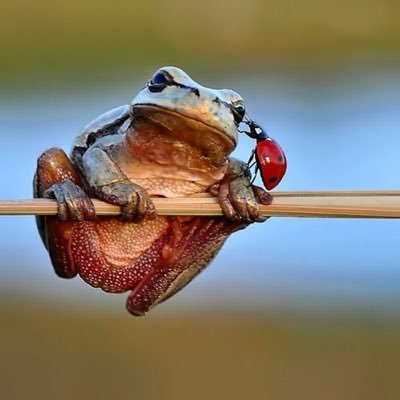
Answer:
130, 104, 237, 155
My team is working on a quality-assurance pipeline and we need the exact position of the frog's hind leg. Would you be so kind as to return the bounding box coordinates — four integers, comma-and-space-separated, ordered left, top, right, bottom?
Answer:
35, 146, 86, 191
126, 217, 245, 316
34, 147, 93, 278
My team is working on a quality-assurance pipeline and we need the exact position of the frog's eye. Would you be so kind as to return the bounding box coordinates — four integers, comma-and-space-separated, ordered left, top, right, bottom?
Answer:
232, 101, 246, 124
148, 70, 173, 92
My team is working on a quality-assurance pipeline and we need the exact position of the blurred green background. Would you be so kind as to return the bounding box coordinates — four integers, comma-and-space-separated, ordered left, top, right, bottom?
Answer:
1, 1, 400, 399
2, 0, 400, 85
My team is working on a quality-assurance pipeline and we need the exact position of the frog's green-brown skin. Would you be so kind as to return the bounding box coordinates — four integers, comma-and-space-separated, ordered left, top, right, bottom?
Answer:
34, 67, 271, 316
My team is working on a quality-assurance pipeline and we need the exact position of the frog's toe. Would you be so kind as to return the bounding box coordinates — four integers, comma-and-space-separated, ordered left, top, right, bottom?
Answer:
44, 180, 96, 221
252, 185, 273, 205
218, 182, 241, 221
246, 196, 267, 223
120, 191, 155, 222
231, 182, 266, 223
98, 181, 156, 222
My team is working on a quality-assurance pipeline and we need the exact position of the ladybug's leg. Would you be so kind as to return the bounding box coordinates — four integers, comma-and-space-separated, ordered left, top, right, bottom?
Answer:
246, 148, 258, 184
246, 148, 256, 167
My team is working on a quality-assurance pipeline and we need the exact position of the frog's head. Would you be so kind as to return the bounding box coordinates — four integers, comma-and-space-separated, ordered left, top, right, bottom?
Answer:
130, 66, 245, 163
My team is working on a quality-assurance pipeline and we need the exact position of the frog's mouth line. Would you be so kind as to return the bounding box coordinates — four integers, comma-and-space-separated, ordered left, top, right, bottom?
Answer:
131, 104, 237, 152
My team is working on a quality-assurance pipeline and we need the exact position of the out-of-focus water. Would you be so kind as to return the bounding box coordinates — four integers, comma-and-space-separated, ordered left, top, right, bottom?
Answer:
1, 65, 400, 315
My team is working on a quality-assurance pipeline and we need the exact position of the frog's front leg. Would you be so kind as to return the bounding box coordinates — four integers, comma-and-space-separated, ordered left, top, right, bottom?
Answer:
80, 145, 156, 221
211, 158, 273, 223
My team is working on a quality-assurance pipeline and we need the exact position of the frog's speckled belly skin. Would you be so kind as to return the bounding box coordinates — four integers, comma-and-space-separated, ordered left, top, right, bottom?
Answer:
35, 148, 241, 315
45, 215, 235, 315
66, 218, 169, 291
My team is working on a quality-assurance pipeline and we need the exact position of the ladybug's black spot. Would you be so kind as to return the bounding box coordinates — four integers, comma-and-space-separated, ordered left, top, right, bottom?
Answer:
278, 156, 284, 163
269, 177, 278, 183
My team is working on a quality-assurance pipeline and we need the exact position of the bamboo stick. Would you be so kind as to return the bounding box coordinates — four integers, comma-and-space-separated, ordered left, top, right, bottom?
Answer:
1, 191, 400, 218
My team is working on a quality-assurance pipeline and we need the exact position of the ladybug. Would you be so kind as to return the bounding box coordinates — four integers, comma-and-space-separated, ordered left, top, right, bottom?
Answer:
242, 119, 287, 190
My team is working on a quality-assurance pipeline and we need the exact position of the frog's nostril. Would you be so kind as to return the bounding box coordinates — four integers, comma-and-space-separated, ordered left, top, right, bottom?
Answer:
190, 87, 200, 97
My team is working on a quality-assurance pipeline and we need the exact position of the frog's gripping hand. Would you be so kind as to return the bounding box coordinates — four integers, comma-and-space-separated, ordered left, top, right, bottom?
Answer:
80, 145, 156, 221
210, 158, 272, 223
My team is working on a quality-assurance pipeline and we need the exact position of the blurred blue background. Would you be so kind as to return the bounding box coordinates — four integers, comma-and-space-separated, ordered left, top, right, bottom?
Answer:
1, 1, 400, 399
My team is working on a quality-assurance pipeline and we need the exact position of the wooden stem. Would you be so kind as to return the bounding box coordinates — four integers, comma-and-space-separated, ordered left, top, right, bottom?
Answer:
1, 191, 400, 218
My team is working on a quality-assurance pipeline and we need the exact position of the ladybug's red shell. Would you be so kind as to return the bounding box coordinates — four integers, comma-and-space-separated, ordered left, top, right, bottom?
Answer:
255, 138, 287, 190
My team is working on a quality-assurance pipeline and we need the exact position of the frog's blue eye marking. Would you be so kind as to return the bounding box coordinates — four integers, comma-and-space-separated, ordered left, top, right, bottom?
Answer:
148, 70, 173, 92
152, 71, 171, 85
148, 69, 201, 96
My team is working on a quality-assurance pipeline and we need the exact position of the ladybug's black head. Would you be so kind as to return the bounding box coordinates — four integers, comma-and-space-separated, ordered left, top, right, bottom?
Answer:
240, 119, 268, 141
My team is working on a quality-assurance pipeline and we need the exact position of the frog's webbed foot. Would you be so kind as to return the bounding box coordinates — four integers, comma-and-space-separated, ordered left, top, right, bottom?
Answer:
213, 158, 272, 223
95, 181, 157, 222
44, 180, 96, 221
